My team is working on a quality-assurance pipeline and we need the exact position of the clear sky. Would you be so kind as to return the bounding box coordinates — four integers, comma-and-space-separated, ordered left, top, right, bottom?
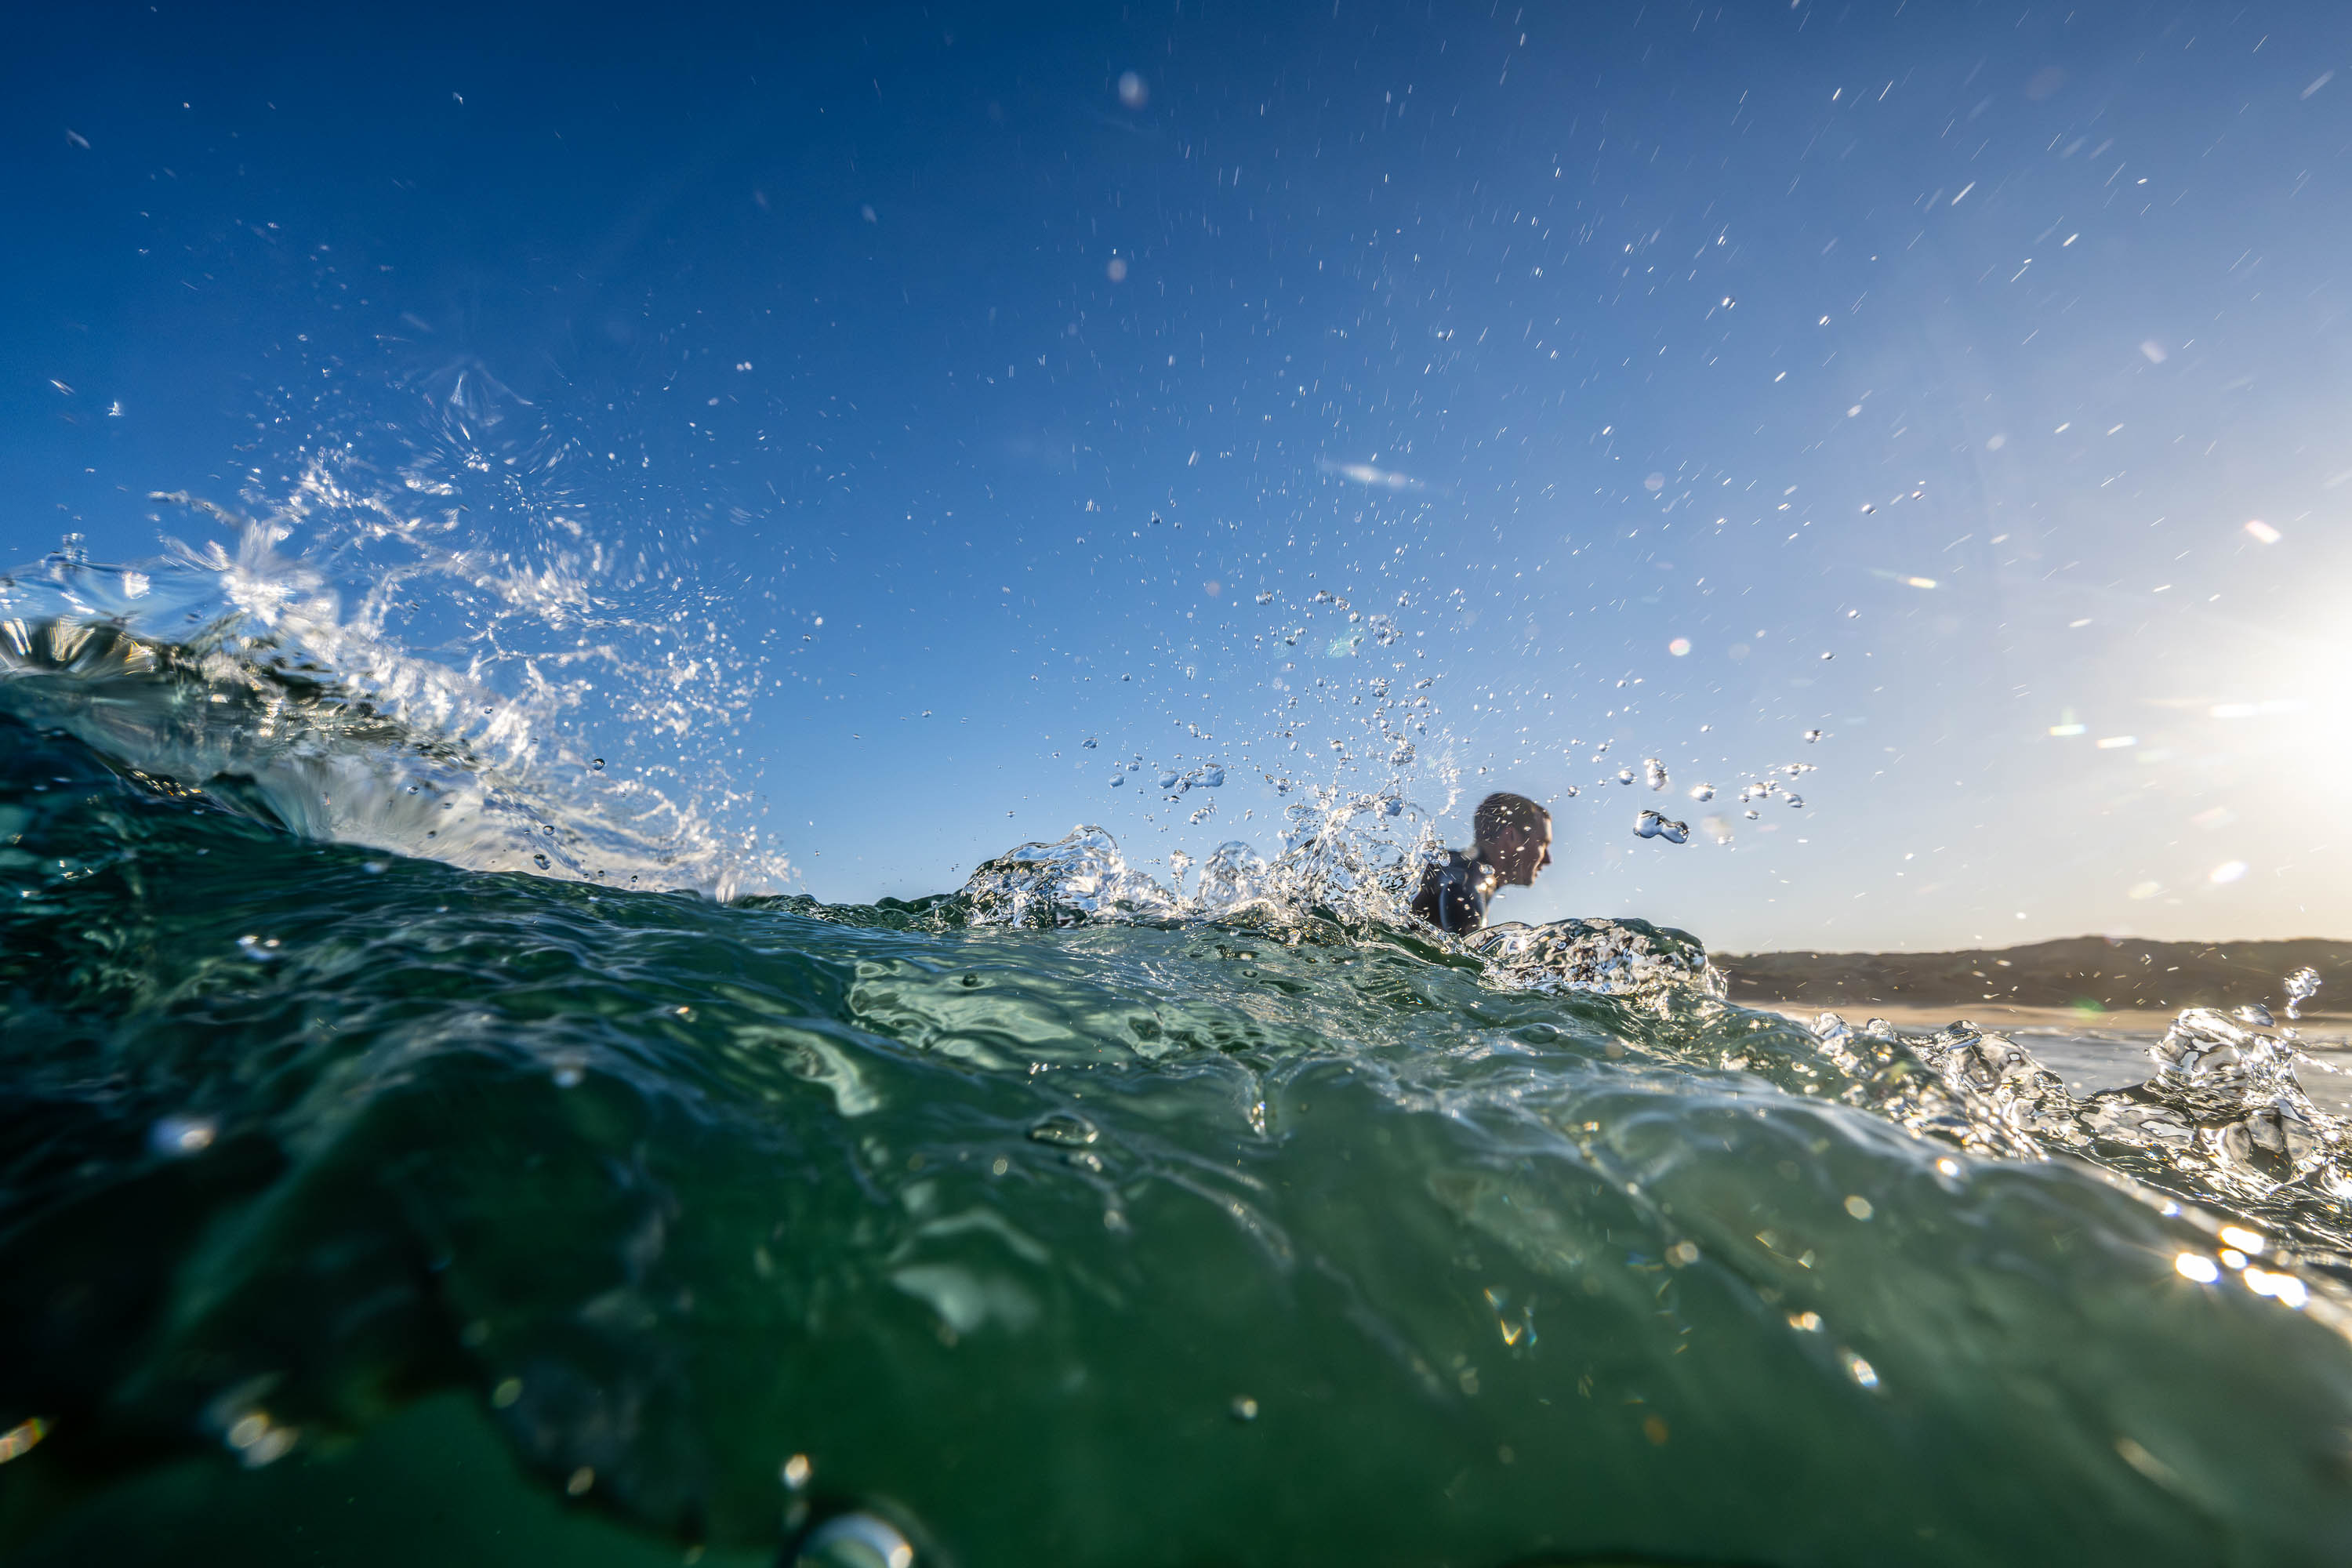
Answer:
6, 0, 2350, 953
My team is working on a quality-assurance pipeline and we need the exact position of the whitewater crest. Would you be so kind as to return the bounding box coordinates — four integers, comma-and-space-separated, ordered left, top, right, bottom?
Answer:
1799, 979, 2352, 1266
0, 477, 783, 898
955, 815, 1729, 1010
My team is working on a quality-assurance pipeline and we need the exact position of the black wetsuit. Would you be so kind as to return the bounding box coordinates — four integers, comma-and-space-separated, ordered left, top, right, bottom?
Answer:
1410, 849, 1496, 934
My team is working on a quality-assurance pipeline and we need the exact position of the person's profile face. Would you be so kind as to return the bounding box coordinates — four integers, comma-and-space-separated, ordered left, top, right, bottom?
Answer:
1494, 818, 1553, 887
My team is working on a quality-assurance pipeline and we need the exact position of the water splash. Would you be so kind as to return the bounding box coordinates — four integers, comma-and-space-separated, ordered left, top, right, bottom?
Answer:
1799, 1002, 2352, 1262
0, 458, 783, 896
2286, 966, 2323, 1020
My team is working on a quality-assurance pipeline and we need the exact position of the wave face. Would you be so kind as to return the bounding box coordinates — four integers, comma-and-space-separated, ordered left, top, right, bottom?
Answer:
5, 706, 2352, 1566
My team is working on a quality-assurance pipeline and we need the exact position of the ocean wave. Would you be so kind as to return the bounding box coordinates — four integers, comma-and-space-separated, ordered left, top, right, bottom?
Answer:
5, 708, 2352, 1565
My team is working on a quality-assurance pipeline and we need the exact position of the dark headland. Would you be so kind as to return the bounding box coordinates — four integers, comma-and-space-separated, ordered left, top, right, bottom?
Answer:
1718, 936, 2347, 1016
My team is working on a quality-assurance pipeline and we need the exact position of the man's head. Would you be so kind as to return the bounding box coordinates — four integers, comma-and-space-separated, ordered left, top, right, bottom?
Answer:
1472, 791, 1553, 887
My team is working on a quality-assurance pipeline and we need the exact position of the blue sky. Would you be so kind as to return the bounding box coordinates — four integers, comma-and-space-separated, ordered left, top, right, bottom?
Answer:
6, 0, 2350, 952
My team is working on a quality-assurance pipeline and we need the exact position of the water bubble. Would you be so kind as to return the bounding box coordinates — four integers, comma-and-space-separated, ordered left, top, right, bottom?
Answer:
1643, 758, 1668, 791
1688, 783, 1715, 801
151, 1115, 217, 1156
1229, 1396, 1260, 1422
542, 823, 556, 836
532, 853, 550, 869
794, 1511, 916, 1568
1027, 1112, 1100, 1149
2285, 967, 2322, 1020
590, 757, 604, 770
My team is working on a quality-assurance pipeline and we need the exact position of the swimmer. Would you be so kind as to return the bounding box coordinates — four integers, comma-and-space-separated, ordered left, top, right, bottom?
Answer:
1410, 791, 1552, 934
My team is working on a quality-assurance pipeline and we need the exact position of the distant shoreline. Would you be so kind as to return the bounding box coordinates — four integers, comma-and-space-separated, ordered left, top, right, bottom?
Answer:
1718, 935, 2346, 1016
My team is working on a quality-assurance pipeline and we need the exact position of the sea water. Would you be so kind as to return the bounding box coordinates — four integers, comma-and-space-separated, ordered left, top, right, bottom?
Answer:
3, 522, 2352, 1567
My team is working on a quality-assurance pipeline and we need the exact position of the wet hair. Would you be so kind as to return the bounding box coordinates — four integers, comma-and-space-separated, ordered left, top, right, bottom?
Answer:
1473, 791, 1550, 847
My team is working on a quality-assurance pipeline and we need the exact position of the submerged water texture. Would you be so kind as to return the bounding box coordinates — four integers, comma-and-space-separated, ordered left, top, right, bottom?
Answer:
4, 606, 2352, 1566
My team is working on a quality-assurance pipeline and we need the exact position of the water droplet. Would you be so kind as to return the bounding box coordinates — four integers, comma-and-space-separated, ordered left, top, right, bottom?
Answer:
1635, 811, 1690, 844
1786, 794, 1805, 809
532, 853, 550, 869
1229, 1395, 1260, 1422
1688, 783, 1715, 801
1804, 728, 1824, 742
590, 757, 605, 770
1643, 758, 1668, 791
1616, 768, 1635, 786
1844, 1195, 1874, 1221
2285, 966, 2322, 1020
795, 1512, 916, 1568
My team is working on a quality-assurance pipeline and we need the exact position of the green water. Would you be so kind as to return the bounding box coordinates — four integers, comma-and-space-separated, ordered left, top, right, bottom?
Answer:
4, 710, 2352, 1566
